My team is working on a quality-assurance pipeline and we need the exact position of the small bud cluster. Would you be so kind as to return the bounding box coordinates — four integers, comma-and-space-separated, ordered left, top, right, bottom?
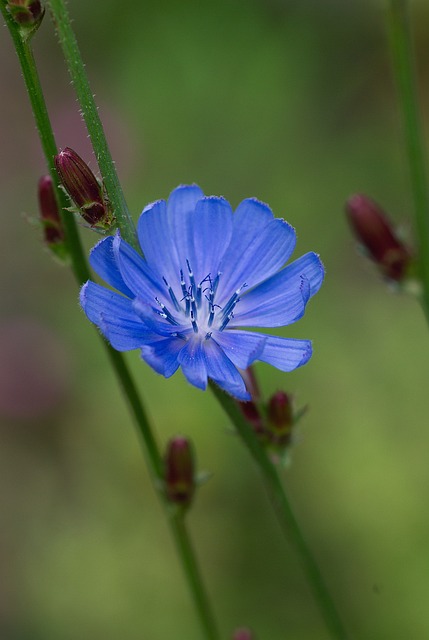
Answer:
54, 147, 114, 230
346, 194, 411, 283
238, 369, 304, 461
38, 175, 68, 261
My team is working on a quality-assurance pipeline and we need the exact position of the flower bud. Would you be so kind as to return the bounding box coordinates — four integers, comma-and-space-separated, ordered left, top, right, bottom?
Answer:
232, 629, 254, 640
345, 194, 410, 281
54, 147, 113, 228
164, 437, 195, 507
7, 0, 44, 32
238, 401, 266, 440
266, 391, 294, 449
38, 175, 68, 259
241, 365, 261, 401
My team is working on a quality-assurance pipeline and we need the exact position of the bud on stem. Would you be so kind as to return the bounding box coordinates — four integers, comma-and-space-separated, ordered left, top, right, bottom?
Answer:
38, 175, 68, 260
164, 437, 195, 508
266, 391, 294, 449
346, 193, 411, 282
7, 0, 44, 37
54, 147, 113, 229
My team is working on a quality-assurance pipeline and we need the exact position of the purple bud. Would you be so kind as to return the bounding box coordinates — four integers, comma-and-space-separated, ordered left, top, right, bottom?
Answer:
54, 147, 111, 227
345, 194, 411, 281
238, 400, 266, 440
7, 0, 44, 26
232, 629, 254, 640
38, 175, 65, 246
164, 437, 195, 507
241, 365, 261, 401
266, 391, 294, 448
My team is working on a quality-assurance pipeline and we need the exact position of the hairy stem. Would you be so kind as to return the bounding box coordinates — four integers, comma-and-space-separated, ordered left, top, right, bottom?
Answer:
46, 0, 138, 249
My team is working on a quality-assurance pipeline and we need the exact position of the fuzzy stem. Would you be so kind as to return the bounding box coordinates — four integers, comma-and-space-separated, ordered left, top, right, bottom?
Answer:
0, 2, 89, 283
46, 0, 138, 250
210, 382, 348, 640
387, 0, 429, 322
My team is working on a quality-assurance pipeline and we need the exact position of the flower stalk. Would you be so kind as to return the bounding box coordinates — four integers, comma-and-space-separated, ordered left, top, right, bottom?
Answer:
45, 0, 138, 250
387, 0, 429, 321
209, 381, 348, 640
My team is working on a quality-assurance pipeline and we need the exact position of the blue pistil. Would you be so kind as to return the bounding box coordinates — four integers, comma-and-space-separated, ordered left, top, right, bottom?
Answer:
155, 297, 179, 325
180, 270, 190, 316
190, 310, 198, 333
219, 311, 234, 332
163, 276, 181, 312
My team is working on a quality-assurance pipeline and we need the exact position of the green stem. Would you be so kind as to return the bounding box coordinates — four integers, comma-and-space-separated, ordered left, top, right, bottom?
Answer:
2, 7, 219, 638
46, 0, 138, 250
210, 382, 348, 640
170, 514, 219, 640
0, 2, 89, 284
387, 0, 429, 321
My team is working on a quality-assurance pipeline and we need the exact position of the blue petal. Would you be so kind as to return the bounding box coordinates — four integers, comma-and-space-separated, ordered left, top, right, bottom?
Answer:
177, 338, 208, 390
212, 330, 266, 369
141, 336, 184, 377
261, 252, 324, 298
167, 184, 205, 272
259, 335, 313, 371
230, 275, 310, 328
80, 281, 151, 350
99, 315, 154, 351
191, 197, 233, 282
80, 281, 135, 325
217, 213, 297, 305
89, 236, 133, 297
112, 234, 166, 302
204, 339, 250, 400
137, 199, 181, 286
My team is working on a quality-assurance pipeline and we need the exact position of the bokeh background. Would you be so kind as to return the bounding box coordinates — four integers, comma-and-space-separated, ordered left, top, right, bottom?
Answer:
2, 0, 429, 638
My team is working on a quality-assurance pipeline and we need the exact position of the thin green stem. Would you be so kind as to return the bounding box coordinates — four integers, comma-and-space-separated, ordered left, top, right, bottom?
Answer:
0, 2, 89, 283
387, 0, 429, 322
2, 7, 218, 638
210, 382, 348, 640
46, 0, 138, 250
169, 515, 219, 640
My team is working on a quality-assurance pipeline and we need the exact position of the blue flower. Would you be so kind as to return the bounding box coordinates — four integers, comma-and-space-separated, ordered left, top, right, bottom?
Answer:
80, 185, 324, 401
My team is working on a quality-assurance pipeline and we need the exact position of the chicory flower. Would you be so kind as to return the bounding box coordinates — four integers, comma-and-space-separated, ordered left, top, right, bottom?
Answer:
80, 185, 324, 400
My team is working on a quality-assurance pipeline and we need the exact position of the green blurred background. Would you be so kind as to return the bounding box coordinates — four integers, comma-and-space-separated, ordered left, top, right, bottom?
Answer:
2, 0, 429, 638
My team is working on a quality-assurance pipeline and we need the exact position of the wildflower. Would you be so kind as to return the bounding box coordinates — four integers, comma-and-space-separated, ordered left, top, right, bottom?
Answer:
80, 185, 324, 400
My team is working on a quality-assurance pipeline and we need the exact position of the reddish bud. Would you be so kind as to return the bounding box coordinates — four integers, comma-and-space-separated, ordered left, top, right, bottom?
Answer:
345, 194, 410, 281
232, 629, 254, 640
238, 401, 266, 440
54, 148, 112, 228
38, 175, 67, 254
266, 391, 294, 448
241, 366, 261, 401
7, 0, 44, 28
164, 437, 195, 507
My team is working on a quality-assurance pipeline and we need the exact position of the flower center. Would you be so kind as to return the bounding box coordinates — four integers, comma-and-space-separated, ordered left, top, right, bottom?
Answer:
155, 259, 247, 339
